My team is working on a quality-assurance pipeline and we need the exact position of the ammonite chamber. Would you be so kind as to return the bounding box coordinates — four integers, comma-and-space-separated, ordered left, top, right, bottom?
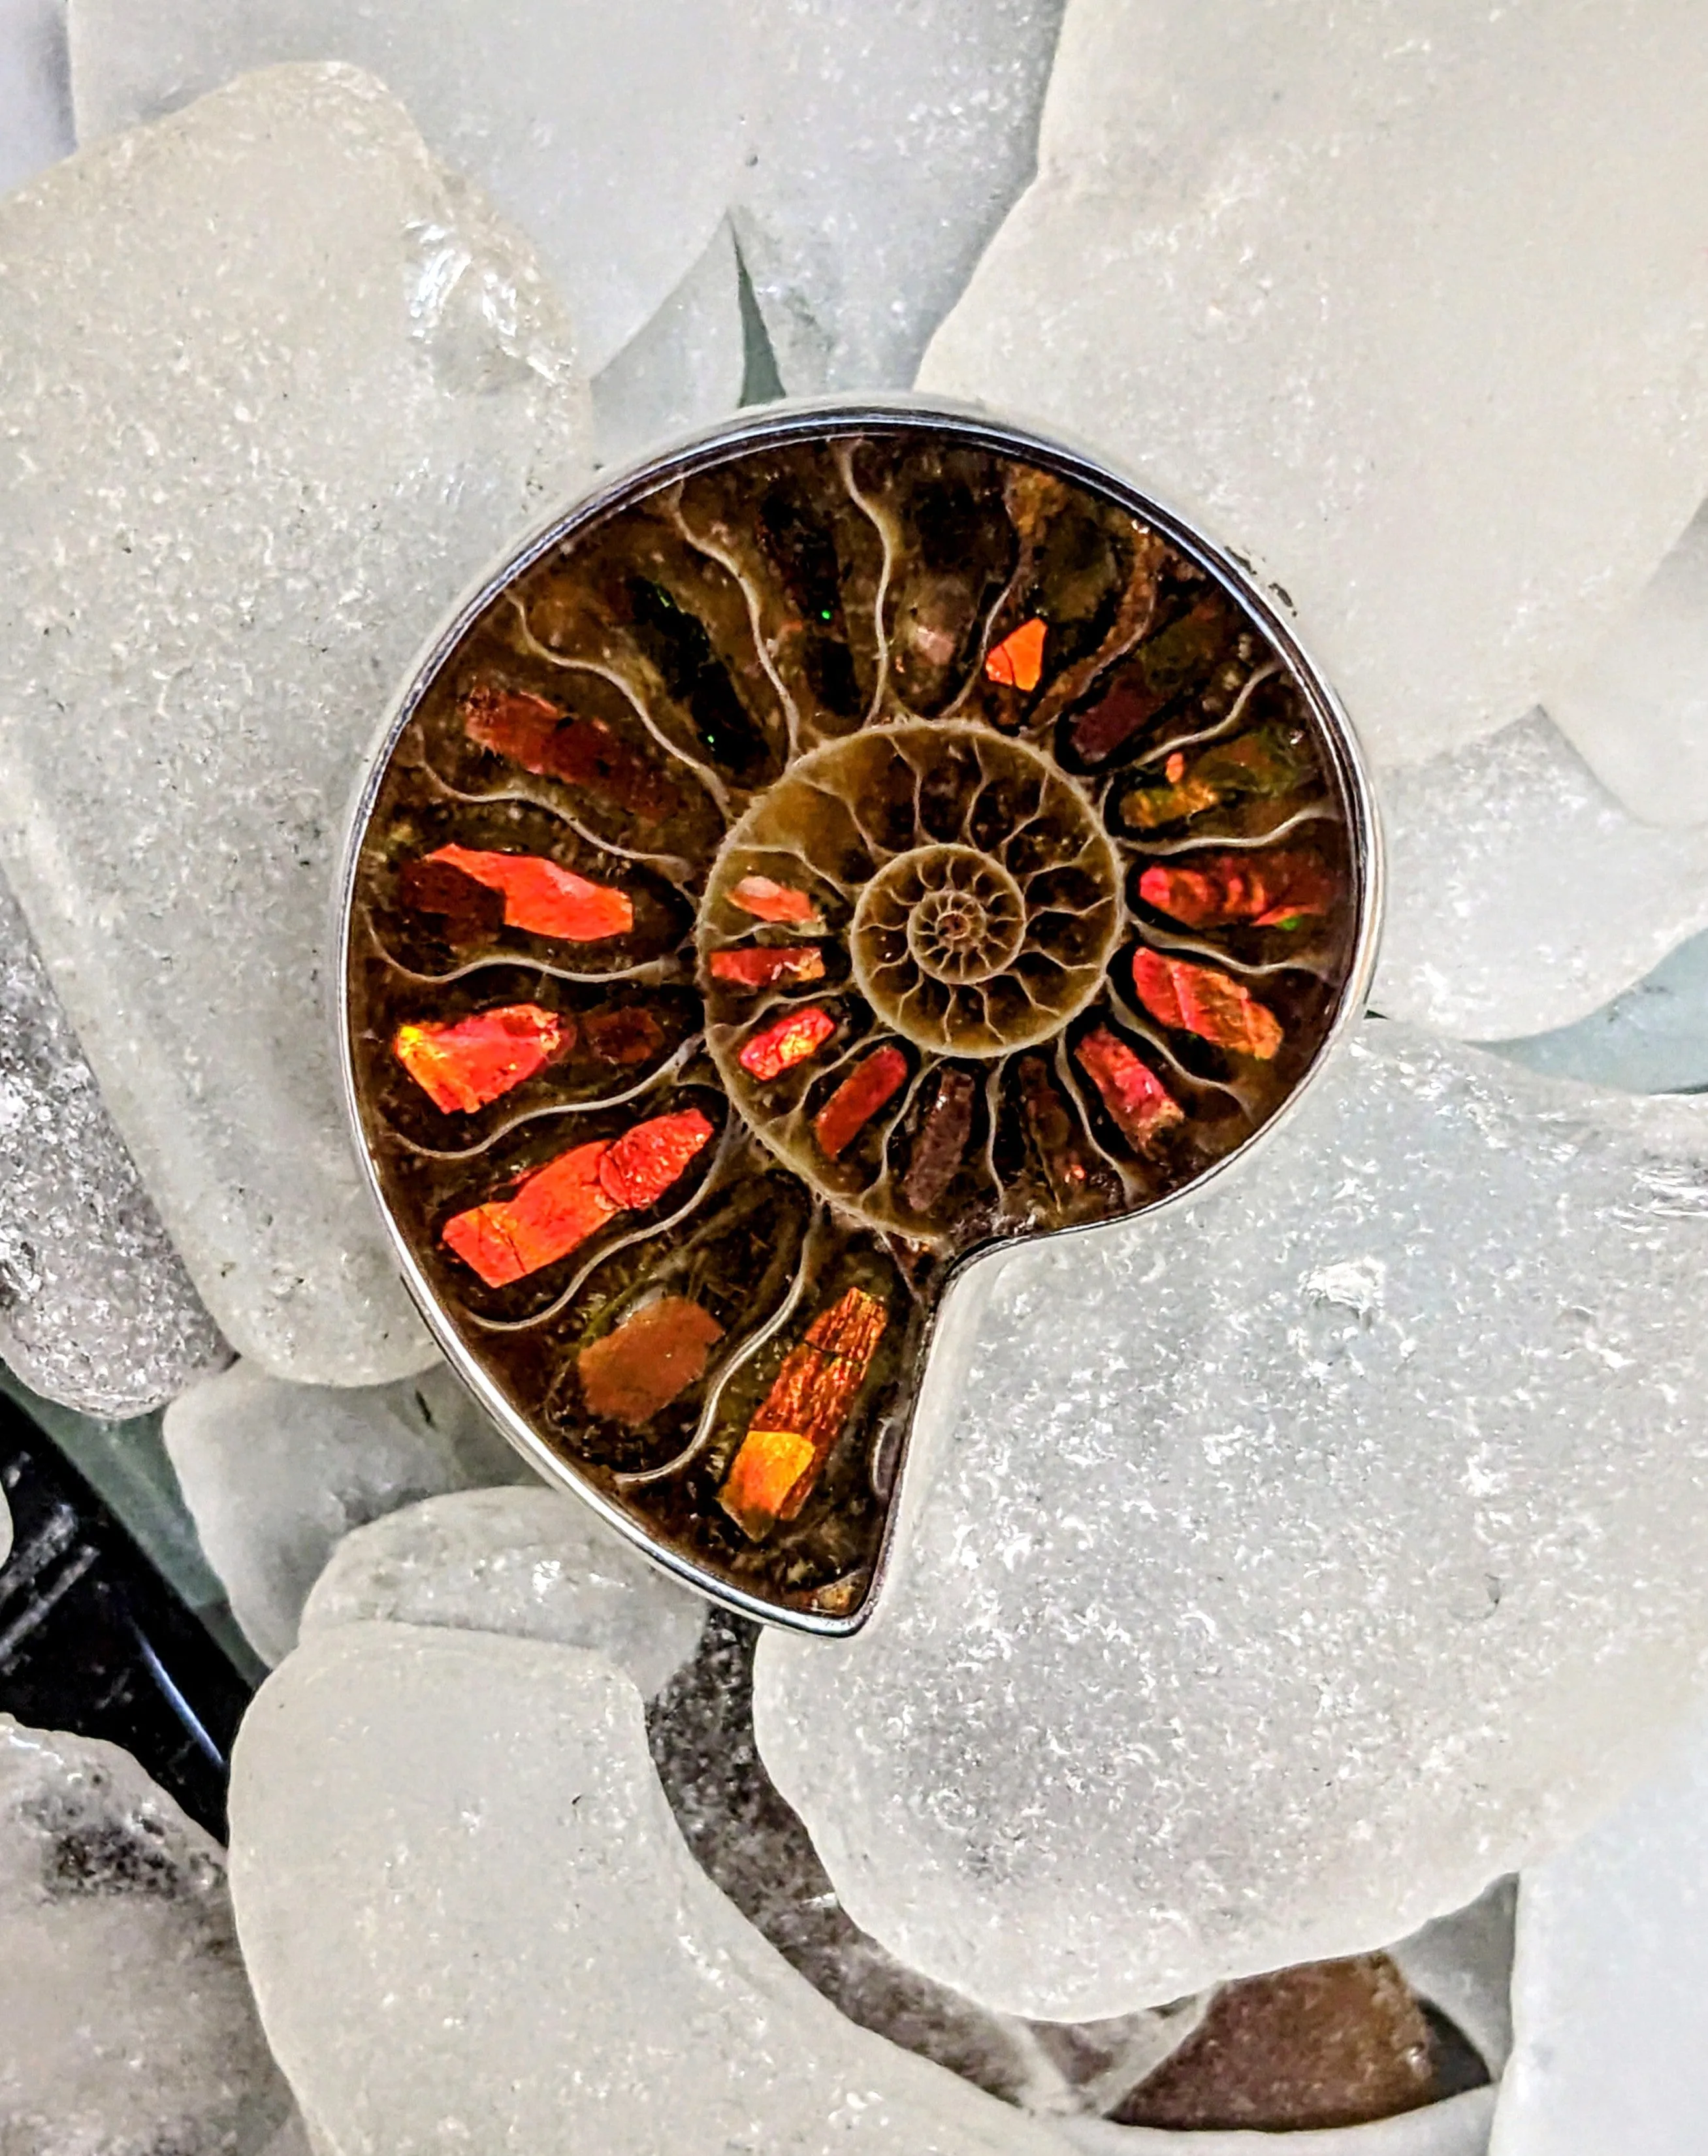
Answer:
338, 404, 1379, 1632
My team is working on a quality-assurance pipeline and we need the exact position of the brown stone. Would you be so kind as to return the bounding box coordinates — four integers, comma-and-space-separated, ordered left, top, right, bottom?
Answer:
1115, 1953, 1436, 2134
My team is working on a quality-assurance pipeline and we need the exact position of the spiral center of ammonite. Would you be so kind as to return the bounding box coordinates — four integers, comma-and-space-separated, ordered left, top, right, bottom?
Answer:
700, 718, 1123, 1106
884, 846, 1025, 986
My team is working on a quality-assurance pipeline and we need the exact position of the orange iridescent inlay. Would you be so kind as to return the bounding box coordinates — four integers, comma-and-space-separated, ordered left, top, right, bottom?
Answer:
985, 616, 1047, 692
598, 1108, 717, 1210
729, 873, 821, 926
443, 1138, 617, 1289
411, 844, 633, 942
708, 945, 826, 990
443, 1108, 714, 1288
1074, 1026, 1183, 1151
1138, 851, 1336, 931
719, 1287, 888, 1541
1131, 949, 1284, 1061
578, 1297, 725, 1427
814, 1045, 908, 1159
738, 1005, 837, 1082
393, 1003, 570, 1114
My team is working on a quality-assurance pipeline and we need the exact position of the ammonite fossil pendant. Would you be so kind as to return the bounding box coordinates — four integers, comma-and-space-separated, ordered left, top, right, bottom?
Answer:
337, 402, 1381, 1633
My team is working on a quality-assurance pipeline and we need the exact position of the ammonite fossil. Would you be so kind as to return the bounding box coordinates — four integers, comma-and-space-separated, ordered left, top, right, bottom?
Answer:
339, 405, 1379, 1632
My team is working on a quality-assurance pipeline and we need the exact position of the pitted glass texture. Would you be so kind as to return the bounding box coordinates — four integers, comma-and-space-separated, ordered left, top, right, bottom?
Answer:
343, 413, 1370, 1628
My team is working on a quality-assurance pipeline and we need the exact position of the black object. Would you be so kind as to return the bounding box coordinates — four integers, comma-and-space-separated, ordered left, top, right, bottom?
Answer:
0, 1391, 256, 1838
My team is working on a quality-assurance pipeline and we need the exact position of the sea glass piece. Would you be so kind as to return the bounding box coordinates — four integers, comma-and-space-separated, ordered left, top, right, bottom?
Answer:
734, 0, 1067, 392
649, 1610, 1213, 2119
1390, 1878, 1515, 2085
0, 0, 72, 195
920, 0, 1708, 770
259, 2115, 315, 2156
752, 1022, 1708, 2018
227, 1620, 1082, 2156
0, 871, 229, 1415
0, 1716, 289, 2153
1494, 1703, 1708, 2156
340, 411, 1374, 1628
67, 0, 752, 370
1547, 501, 1708, 828
162, 1359, 529, 1665
0, 65, 592, 1383
1489, 927, 1708, 1097
590, 217, 745, 470
1374, 710, 1708, 1039
300, 1485, 704, 1700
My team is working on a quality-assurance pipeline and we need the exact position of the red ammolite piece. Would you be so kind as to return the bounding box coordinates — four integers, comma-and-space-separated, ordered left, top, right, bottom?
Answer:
598, 1108, 715, 1210
986, 617, 1048, 692
1074, 1026, 1184, 1151
582, 1006, 666, 1067
393, 1004, 571, 1114
1131, 949, 1284, 1061
1138, 851, 1334, 930
462, 685, 676, 823
442, 1140, 617, 1288
814, 1046, 909, 1159
396, 856, 505, 940
739, 1005, 837, 1082
902, 1069, 975, 1212
442, 1108, 714, 1288
718, 1287, 889, 1539
415, 845, 633, 942
577, 1297, 725, 1427
709, 945, 826, 990
457, 683, 562, 766
729, 874, 821, 927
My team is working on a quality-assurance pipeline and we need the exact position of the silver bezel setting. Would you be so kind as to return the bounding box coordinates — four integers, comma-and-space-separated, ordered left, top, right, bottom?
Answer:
332, 394, 1385, 1638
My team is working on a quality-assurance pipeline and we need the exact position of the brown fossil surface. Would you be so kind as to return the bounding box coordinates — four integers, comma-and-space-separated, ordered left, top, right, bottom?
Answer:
345, 422, 1365, 1623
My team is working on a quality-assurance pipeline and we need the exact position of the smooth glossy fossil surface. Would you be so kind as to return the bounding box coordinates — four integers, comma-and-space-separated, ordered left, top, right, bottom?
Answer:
342, 412, 1372, 1628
